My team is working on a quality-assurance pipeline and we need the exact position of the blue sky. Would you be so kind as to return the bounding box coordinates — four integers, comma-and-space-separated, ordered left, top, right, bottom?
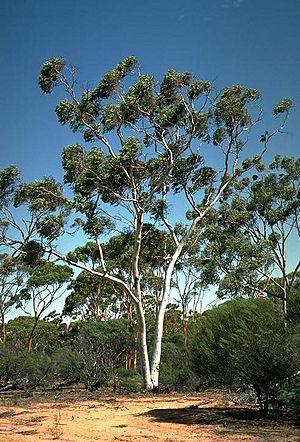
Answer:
1, 0, 300, 314
1, 0, 299, 182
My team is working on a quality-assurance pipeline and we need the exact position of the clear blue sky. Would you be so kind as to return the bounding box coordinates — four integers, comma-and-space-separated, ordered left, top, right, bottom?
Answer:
1, 0, 300, 314
1, 0, 299, 182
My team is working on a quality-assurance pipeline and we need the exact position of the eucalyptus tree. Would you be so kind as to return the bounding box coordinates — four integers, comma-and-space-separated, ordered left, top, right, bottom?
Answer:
63, 242, 123, 321
0, 56, 291, 388
17, 261, 72, 351
0, 165, 69, 343
201, 155, 300, 315
63, 270, 120, 321
0, 254, 26, 343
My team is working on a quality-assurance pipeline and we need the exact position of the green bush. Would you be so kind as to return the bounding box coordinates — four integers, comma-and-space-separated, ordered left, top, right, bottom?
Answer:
158, 334, 197, 390
6, 316, 64, 352
279, 375, 300, 416
116, 369, 143, 393
51, 347, 85, 384
190, 298, 295, 412
0, 347, 51, 389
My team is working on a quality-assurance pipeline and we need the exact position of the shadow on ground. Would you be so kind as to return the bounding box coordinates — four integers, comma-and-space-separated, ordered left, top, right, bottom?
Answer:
145, 406, 300, 439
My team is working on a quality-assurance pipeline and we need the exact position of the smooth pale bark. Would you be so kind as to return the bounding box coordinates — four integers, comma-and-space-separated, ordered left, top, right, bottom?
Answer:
150, 191, 229, 387
135, 301, 153, 390
131, 210, 153, 390
150, 247, 183, 387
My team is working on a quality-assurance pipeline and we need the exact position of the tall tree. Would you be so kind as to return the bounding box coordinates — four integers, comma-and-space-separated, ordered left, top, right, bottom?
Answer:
201, 155, 300, 314
0, 57, 291, 388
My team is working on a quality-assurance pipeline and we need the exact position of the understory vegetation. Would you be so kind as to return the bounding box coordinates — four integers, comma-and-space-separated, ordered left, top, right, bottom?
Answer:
0, 293, 299, 415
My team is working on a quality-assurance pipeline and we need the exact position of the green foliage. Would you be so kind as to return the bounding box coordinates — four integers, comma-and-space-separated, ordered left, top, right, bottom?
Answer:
37, 214, 66, 240
6, 316, 64, 352
51, 347, 85, 384
188, 80, 211, 100
287, 287, 300, 326
190, 298, 295, 412
159, 333, 196, 390
63, 269, 120, 320
200, 155, 300, 303
214, 85, 261, 130
0, 347, 51, 388
14, 185, 69, 242
273, 98, 293, 116
279, 375, 300, 416
159, 69, 192, 104
0, 255, 25, 332
280, 331, 300, 413
115, 368, 143, 393
55, 100, 76, 125
94, 56, 137, 99
0, 166, 19, 209
21, 241, 44, 267
102, 104, 122, 132
38, 58, 66, 94
26, 262, 72, 287
71, 319, 134, 391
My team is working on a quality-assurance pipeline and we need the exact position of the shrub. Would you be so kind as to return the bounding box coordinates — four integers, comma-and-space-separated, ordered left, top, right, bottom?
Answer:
71, 319, 134, 391
0, 347, 51, 389
190, 298, 295, 412
116, 368, 143, 393
51, 347, 85, 384
279, 375, 300, 417
159, 334, 197, 390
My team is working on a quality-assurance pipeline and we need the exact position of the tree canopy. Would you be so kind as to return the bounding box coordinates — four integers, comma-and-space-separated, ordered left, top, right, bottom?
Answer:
0, 56, 294, 389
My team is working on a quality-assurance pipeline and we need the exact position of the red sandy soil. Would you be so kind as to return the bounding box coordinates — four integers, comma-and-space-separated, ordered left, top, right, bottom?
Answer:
0, 391, 299, 441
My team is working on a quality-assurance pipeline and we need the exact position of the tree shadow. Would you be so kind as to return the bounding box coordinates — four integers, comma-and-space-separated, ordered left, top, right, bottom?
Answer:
0, 410, 27, 419
144, 406, 300, 439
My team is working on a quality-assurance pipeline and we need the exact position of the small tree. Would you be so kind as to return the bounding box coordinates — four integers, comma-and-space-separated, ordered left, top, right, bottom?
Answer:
63, 269, 121, 321
71, 318, 134, 391
0, 255, 26, 343
6, 316, 64, 352
17, 262, 72, 351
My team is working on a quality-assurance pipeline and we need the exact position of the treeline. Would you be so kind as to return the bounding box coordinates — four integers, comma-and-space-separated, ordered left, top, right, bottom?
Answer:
1, 291, 299, 414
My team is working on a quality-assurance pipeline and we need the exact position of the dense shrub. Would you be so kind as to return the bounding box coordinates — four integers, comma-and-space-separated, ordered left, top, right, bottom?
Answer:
279, 375, 300, 417
159, 334, 198, 390
6, 316, 64, 352
115, 368, 143, 393
50, 347, 85, 384
190, 298, 295, 412
0, 347, 51, 389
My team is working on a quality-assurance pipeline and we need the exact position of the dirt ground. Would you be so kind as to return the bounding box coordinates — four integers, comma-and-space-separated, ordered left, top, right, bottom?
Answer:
0, 390, 299, 442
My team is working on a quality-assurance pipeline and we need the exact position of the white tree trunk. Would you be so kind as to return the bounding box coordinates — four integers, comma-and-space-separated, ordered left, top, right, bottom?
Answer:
150, 248, 183, 388
136, 301, 153, 390
150, 214, 205, 387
